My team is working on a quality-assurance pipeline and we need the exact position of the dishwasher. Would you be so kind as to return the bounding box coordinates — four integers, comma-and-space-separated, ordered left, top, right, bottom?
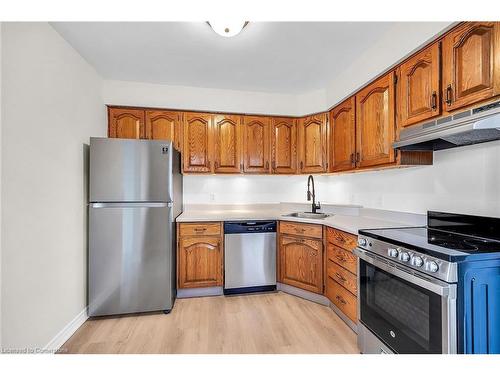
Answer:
223, 221, 277, 295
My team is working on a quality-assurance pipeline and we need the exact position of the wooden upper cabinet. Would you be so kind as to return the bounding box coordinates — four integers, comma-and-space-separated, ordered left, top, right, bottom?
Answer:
329, 97, 356, 172
442, 22, 500, 112
242, 116, 270, 173
271, 117, 297, 174
356, 72, 396, 168
183, 113, 213, 173
145, 110, 183, 151
298, 113, 328, 173
108, 107, 145, 139
399, 43, 441, 127
213, 114, 242, 173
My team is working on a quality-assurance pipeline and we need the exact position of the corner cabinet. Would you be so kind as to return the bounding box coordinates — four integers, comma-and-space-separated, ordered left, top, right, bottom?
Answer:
108, 107, 146, 139
298, 113, 328, 173
242, 116, 270, 173
278, 222, 323, 294
356, 72, 396, 168
399, 42, 441, 127
271, 117, 297, 174
182, 112, 213, 173
442, 22, 500, 112
177, 222, 223, 289
329, 97, 356, 172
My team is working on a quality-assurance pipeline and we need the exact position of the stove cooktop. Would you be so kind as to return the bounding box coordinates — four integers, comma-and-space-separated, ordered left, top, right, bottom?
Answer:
359, 211, 500, 262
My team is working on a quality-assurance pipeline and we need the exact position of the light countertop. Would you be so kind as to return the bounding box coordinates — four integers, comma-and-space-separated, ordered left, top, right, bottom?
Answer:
176, 203, 425, 235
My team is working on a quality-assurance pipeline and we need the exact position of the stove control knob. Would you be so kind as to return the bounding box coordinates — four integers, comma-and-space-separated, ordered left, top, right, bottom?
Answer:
426, 261, 439, 273
399, 251, 410, 262
411, 256, 424, 267
358, 238, 368, 247
387, 248, 399, 258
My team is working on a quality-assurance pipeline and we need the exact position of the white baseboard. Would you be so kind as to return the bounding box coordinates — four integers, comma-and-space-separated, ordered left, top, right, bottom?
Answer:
43, 307, 88, 353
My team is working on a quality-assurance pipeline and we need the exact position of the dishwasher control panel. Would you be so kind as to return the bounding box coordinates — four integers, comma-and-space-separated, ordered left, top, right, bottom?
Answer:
224, 221, 277, 234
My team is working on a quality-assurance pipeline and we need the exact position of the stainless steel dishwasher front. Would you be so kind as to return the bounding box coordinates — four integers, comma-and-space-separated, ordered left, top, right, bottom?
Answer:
223, 221, 277, 294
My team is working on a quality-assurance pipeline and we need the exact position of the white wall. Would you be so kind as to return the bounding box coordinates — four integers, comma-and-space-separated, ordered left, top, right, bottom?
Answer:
102, 79, 301, 116
325, 22, 453, 106
1, 23, 106, 349
0, 21, 3, 349
184, 139, 500, 218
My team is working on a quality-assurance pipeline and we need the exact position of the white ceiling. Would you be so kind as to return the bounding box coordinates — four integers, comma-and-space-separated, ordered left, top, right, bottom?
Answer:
51, 22, 400, 95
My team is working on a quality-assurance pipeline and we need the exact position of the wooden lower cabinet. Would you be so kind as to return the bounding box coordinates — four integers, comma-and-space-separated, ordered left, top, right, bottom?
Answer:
325, 227, 358, 323
177, 222, 223, 289
278, 222, 323, 294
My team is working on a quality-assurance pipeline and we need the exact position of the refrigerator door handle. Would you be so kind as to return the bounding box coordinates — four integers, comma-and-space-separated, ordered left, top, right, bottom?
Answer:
90, 202, 171, 208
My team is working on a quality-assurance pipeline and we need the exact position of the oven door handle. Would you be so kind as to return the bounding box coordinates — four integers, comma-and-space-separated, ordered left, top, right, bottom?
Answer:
354, 247, 456, 298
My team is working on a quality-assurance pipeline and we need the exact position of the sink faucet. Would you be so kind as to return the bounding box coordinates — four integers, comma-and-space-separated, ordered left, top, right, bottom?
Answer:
306, 175, 321, 213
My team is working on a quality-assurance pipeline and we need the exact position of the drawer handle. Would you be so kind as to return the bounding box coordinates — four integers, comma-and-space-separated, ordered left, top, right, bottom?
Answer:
296, 228, 306, 232
335, 255, 346, 263
194, 228, 207, 232
336, 295, 347, 305
335, 272, 347, 282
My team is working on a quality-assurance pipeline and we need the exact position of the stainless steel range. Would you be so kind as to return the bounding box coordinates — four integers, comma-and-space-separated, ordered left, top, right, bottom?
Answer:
355, 211, 500, 354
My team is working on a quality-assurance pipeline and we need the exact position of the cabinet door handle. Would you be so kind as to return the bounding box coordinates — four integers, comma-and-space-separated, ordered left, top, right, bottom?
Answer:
214, 161, 219, 169
355, 152, 360, 163
272, 161, 276, 170
431, 91, 437, 110
350, 153, 355, 166
266, 161, 269, 170
300, 161, 304, 170
240, 163, 244, 171
445, 84, 452, 106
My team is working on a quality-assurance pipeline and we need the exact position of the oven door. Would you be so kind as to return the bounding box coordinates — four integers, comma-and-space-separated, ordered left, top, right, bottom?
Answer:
354, 248, 457, 354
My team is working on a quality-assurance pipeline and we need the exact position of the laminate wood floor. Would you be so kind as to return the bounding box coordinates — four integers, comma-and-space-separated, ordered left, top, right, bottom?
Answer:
61, 292, 359, 354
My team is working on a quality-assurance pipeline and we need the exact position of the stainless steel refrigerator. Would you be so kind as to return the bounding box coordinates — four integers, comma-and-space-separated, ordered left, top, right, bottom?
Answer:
88, 137, 182, 317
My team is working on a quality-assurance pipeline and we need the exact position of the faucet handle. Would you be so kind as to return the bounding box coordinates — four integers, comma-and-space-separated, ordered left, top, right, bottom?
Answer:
315, 201, 321, 209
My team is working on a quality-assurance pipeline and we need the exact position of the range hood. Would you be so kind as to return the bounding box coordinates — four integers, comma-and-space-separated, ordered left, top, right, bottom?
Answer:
393, 100, 500, 151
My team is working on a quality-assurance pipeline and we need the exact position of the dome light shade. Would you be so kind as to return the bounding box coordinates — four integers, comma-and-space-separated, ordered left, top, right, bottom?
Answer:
208, 21, 248, 37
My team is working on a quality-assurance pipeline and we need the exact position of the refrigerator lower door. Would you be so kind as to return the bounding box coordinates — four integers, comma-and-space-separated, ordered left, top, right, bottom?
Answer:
89, 203, 175, 316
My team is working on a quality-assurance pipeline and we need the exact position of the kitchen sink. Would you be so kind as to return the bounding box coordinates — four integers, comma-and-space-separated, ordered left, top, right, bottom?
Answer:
283, 212, 331, 220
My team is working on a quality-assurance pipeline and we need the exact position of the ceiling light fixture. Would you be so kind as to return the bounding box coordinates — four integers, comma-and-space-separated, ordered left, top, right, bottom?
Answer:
207, 21, 248, 37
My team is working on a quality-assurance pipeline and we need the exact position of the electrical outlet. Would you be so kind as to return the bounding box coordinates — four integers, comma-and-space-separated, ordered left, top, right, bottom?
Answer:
209, 193, 215, 202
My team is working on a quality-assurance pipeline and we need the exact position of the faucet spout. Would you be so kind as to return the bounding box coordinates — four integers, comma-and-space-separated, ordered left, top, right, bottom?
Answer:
306, 175, 321, 213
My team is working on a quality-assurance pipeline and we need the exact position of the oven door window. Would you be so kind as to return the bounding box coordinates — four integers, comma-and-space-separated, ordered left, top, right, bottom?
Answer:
359, 259, 443, 353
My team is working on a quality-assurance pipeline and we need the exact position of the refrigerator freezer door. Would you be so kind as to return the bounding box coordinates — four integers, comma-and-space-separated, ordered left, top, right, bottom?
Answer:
89, 203, 174, 316
90, 138, 173, 203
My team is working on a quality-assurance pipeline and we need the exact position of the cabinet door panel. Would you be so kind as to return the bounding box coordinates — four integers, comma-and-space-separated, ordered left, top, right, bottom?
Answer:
183, 113, 213, 173
271, 117, 297, 174
443, 22, 500, 111
242, 116, 270, 173
213, 114, 242, 173
108, 108, 145, 139
400, 43, 441, 127
145, 110, 183, 151
178, 236, 222, 288
356, 72, 396, 168
298, 113, 328, 173
330, 97, 356, 172
279, 235, 323, 294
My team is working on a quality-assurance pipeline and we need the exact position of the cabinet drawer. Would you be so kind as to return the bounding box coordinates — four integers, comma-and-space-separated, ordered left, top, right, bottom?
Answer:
279, 221, 322, 239
327, 277, 358, 323
326, 227, 357, 250
179, 222, 221, 237
327, 244, 357, 274
327, 260, 357, 295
